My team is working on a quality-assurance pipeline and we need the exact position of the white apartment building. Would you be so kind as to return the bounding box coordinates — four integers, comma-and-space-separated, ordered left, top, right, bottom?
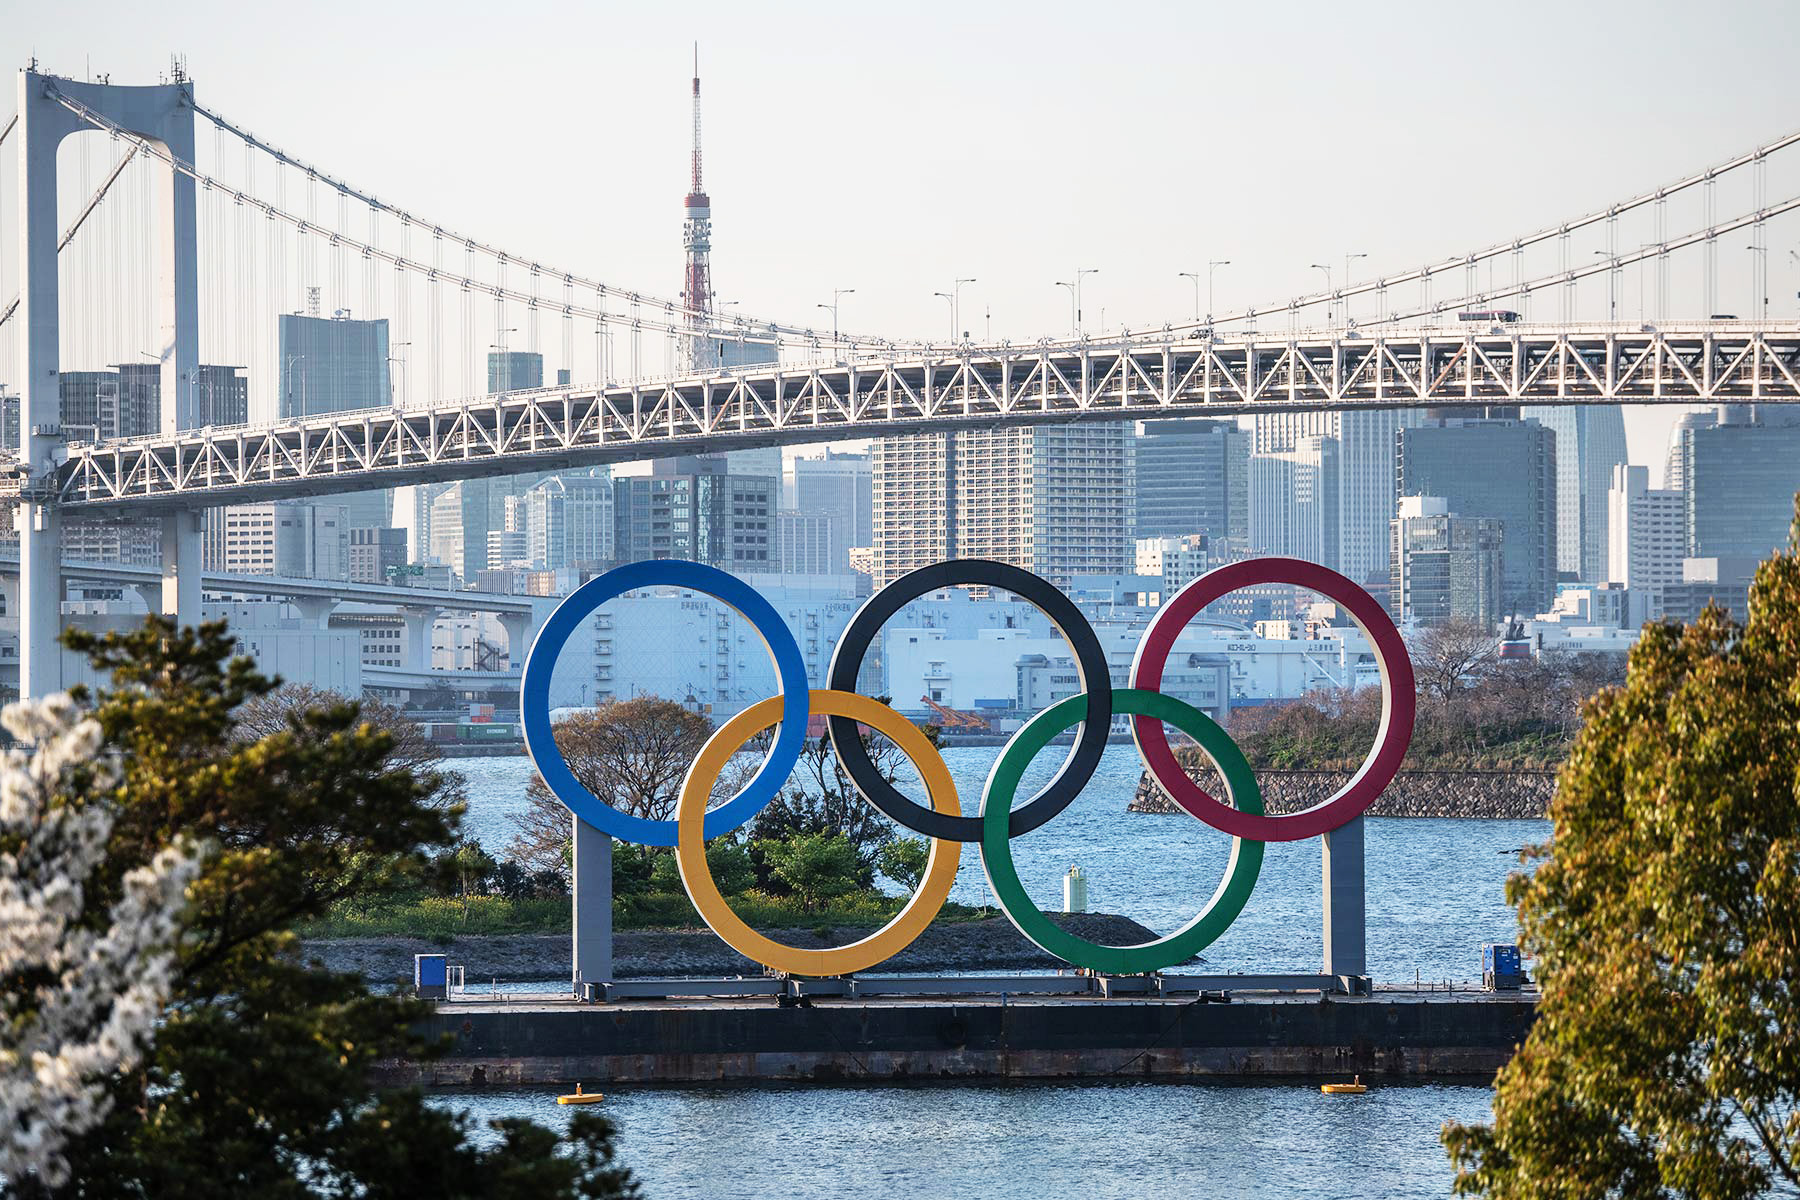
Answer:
203, 501, 349, 579
1607, 463, 1686, 595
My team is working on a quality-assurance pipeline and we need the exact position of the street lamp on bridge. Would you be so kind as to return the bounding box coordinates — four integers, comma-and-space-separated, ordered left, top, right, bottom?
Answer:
1179, 271, 1203, 323
1208, 260, 1231, 326
1055, 269, 1097, 336
1309, 263, 1333, 326
952, 278, 976, 342
1593, 252, 1618, 322
1747, 245, 1769, 323
1343, 253, 1367, 324
816, 288, 855, 349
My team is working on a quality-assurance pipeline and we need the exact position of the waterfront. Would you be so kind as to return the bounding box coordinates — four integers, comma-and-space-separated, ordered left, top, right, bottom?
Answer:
453, 745, 1545, 985
437, 1080, 1491, 1198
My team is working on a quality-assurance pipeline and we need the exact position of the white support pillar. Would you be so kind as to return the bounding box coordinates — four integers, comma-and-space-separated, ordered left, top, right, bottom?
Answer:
160, 511, 202, 626
399, 606, 437, 673
290, 595, 338, 626
497, 610, 529, 669
1321, 816, 1367, 980
17, 72, 73, 699
572, 816, 613, 990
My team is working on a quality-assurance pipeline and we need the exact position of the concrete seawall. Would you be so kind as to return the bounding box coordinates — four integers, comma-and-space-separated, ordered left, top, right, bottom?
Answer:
383, 990, 1536, 1089
1132, 761, 1558, 819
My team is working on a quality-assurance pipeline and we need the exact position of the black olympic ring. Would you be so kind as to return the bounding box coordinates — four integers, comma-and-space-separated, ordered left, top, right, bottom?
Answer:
825, 558, 1114, 842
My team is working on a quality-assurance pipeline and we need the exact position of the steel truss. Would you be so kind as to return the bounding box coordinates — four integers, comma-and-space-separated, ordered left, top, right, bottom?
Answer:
44, 323, 1800, 515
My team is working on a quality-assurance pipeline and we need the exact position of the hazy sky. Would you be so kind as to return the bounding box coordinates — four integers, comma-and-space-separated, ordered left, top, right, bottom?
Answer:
9, 0, 1800, 476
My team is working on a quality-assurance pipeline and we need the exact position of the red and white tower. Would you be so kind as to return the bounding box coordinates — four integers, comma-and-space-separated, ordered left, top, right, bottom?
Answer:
682, 46, 716, 371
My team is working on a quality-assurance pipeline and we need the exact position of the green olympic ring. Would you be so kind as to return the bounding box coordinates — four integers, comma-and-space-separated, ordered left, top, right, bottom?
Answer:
978, 688, 1265, 975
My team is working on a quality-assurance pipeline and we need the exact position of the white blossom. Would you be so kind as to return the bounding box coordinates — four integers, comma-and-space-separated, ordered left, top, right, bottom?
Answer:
0, 695, 203, 1189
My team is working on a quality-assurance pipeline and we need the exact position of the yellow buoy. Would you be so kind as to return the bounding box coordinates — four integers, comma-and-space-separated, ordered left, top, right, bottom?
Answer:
1321, 1075, 1368, 1095
556, 1082, 605, 1105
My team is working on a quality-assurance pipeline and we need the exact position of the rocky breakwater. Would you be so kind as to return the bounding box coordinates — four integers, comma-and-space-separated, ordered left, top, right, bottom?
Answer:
303, 912, 1169, 985
1130, 745, 1556, 819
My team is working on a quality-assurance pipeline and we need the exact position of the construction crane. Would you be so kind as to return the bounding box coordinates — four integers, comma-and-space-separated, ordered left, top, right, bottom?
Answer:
919, 695, 990, 731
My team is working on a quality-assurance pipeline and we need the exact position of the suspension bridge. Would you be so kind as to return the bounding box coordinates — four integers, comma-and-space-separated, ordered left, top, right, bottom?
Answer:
4, 65, 1800, 698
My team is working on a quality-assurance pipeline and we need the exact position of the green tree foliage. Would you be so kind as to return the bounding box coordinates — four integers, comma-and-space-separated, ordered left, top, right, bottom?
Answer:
747, 705, 939, 886
759, 833, 862, 912
1443, 511, 1800, 1197
15, 618, 638, 1199
876, 837, 930, 892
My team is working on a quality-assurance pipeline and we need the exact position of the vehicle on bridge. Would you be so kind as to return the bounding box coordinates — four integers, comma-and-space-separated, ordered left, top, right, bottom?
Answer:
1457, 309, 1522, 323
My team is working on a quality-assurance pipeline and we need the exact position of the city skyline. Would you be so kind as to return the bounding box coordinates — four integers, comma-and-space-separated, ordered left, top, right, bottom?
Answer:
9, 1, 1800, 479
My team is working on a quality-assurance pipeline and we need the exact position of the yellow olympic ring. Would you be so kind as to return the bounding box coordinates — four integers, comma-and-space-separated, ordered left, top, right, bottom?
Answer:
676, 689, 962, 976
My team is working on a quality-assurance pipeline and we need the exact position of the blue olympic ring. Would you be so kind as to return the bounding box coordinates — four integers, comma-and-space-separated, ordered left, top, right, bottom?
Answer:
519, 559, 812, 846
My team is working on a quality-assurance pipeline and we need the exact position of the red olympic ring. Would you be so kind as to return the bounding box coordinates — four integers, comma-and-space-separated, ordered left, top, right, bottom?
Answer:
1129, 557, 1416, 842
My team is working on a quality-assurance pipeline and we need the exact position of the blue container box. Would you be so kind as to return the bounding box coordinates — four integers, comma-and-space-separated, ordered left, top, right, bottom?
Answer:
416, 953, 448, 1000
1482, 943, 1523, 989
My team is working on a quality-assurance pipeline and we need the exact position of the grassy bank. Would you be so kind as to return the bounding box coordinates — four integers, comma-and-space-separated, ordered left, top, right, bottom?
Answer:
299, 891, 993, 940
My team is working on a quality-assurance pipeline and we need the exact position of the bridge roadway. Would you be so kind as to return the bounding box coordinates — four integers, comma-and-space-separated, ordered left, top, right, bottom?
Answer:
0, 552, 543, 614
36, 321, 1800, 515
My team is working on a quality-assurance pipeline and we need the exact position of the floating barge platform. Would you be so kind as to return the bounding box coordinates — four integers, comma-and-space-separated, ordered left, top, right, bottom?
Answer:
383, 978, 1536, 1089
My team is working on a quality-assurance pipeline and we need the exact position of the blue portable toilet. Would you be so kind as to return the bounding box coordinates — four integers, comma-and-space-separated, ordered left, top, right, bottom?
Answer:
1482, 943, 1523, 990
416, 953, 448, 1000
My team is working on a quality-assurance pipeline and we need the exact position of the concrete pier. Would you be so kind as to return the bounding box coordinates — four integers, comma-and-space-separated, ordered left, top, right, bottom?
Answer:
385, 987, 1535, 1089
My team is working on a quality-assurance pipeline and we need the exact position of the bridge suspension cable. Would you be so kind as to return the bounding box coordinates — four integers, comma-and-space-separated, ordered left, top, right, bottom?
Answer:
43, 87, 777, 350
0, 144, 143, 329
1172, 124, 1800, 339
181, 97, 915, 353
1362, 192, 1800, 328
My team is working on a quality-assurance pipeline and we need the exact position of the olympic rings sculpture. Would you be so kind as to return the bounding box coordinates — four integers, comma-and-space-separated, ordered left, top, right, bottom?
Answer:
521, 555, 1416, 977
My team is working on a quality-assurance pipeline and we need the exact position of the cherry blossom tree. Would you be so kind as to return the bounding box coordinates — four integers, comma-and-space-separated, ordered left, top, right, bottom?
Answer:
0, 695, 200, 1189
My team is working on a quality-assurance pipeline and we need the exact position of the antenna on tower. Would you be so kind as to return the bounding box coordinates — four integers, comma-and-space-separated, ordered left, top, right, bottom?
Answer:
682, 44, 716, 370
690, 43, 703, 196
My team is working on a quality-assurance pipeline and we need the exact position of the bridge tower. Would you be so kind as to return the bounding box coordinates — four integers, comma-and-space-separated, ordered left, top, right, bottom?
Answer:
13, 67, 202, 698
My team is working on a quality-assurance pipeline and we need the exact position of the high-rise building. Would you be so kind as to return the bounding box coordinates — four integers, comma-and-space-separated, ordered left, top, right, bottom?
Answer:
1607, 464, 1685, 593
1253, 409, 1422, 587
487, 350, 544, 393
524, 470, 615, 571
956, 424, 1134, 589
1522, 405, 1628, 581
64, 522, 161, 568
486, 528, 529, 569
348, 527, 408, 585
58, 368, 157, 440
277, 313, 393, 529
778, 510, 841, 576
205, 501, 349, 579
788, 450, 873, 551
427, 486, 470, 579
1390, 496, 1503, 627
193, 364, 249, 426
277, 313, 391, 417
1135, 533, 1210, 599
1396, 416, 1558, 615
1664, 408, 1718, 493
1134, 418, 1249, 543
1681, 405, 1800, 561
1249, 436, 1340, 570
613, 462, 775, 570
872, 434, 956, 587
870, 425, 1133, 589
